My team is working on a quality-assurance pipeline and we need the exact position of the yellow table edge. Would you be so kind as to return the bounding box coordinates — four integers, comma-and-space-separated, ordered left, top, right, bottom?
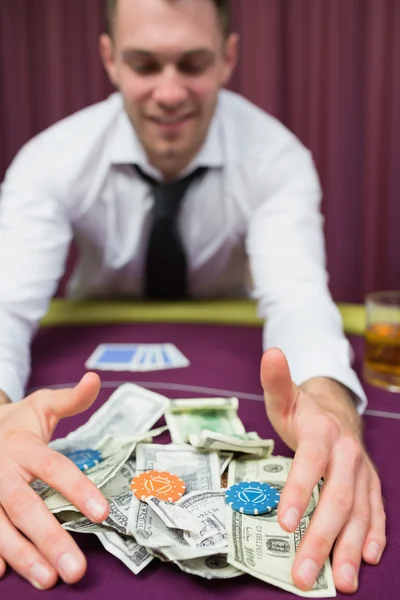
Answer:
40, 300, 366, 336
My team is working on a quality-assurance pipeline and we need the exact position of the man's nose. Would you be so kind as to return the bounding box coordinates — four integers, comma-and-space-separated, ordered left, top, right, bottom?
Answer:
152, 66, 189, 110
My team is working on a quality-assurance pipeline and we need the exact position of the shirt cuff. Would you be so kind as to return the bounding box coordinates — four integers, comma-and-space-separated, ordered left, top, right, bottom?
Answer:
0, 365, 25, 402
287, 354, 367, 415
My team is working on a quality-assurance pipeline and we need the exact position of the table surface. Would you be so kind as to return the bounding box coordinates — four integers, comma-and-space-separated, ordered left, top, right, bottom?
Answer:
2, 321, 399, 600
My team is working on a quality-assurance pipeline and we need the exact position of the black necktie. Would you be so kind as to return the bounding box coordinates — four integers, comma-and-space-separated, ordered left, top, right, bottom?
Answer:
134, 165, 207, 299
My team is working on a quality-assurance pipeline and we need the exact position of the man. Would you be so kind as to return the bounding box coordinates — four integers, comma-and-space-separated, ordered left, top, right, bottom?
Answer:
0, 0, 385, 593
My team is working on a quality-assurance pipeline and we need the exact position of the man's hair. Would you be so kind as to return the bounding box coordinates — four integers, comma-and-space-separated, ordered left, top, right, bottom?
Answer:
105, 0, 230, 38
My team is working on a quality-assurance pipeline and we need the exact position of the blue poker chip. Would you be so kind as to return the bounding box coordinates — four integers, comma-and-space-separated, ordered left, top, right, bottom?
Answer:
225, 481, 281, 515
65, 449, 103, 472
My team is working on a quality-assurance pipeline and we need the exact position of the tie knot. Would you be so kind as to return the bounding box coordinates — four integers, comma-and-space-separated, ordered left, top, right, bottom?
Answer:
134, 165, 207, 219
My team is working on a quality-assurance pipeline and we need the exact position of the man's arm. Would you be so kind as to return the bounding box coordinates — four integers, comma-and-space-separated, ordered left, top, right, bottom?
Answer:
300, 376, 363, 438
246, 134, 385, 593
246, 134, 366, 408
0, 137, 73, 401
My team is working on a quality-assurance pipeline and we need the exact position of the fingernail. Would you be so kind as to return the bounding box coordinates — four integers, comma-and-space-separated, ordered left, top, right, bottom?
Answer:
282, 507, 300, 530
85, 497, 107, 520
338, 563, 358, 589
58, 553, 81, 581
297, 558, 320, 588
30, 563, 52, 588
367, 541, 381, 563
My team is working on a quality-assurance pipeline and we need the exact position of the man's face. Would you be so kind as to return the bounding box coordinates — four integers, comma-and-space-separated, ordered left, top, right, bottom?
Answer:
100, 0, 237, 177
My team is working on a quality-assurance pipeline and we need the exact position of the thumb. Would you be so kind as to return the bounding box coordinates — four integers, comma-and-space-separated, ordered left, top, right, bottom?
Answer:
33, 372, 101, 435
261, 348, 297, 420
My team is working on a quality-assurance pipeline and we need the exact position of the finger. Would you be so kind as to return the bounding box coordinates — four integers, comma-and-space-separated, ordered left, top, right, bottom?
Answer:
0, 504, 58, 590
30, 372, 101, 436
23, 445, 109, 522
362, 473, 387, 565
260, 348, 296, 419
1, 479, 87, 585
0, 556, 6, 579
50, 372, 101, 418
292, 437, 361, 591
278, 433, 331, 532
331, 464, 371, 593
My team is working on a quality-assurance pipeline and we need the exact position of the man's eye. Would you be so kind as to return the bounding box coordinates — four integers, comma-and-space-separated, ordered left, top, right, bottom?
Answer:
131, 63, 161, 75
178, 61, 208, 75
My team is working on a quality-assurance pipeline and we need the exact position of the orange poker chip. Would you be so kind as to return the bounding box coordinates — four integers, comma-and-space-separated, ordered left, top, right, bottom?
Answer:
130, 470, 186, 502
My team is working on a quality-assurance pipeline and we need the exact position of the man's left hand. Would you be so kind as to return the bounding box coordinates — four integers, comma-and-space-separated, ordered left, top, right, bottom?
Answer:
261, 348, 386, 594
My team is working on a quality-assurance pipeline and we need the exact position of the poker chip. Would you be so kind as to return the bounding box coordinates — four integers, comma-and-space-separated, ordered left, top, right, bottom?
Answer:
131, 470, 186, 502
65, 449, 103, 472
225, 481, 280, 515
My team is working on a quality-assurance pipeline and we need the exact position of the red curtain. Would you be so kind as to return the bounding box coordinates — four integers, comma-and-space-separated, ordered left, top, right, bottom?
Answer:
1, 0, 399, 302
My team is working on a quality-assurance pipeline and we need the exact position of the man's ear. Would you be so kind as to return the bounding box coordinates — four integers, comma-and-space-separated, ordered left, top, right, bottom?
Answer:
220, 33, 239, 87
99, 33, 120, 88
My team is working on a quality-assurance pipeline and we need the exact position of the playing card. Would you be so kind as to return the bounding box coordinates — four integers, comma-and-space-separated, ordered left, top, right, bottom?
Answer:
85, 343, 189, 372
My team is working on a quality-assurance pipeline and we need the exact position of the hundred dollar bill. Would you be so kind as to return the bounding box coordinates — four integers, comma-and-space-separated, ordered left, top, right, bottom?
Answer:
50, 383, 169, 454
100, 457, 136, 533
226, 456, 336, 598
144, 496, 204, 535
134, 443, 220, 491
189, 430, 274, 457
131, 491, 228, 560
175, 554, 243, 579
165, 397, 245, 443
63, 518, 152, 574
128, 444, 220, 548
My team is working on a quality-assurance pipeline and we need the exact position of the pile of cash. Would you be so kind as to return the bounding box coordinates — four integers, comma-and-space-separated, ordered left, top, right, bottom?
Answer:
32, 384, 336, 597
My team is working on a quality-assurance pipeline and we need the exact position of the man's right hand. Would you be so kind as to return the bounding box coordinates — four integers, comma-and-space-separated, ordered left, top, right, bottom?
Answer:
0, 373, 109, 589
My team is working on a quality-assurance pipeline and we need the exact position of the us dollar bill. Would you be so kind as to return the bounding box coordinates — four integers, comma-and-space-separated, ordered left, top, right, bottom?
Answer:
134, 443, 221, 492
189, 430, 274, 457
128, 444, 220, 550
226, 456, 336, 597
144, 496, 204, 534
50, 383, 169, 454
130, 490, 228, 561
175, 554, 243, 579
165, 397, 245, 443
63, 517, 152, 574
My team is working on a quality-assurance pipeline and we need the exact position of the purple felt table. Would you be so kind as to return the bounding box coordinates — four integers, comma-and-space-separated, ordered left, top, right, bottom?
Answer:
2, 323, 399, 600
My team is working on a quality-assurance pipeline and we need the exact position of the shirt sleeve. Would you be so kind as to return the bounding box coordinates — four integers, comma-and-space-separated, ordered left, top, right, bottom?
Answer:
246, 136, 367, 413
0, 138, 73, 401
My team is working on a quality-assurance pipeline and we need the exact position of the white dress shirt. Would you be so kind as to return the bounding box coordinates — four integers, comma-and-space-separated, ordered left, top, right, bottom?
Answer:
0, 90, 366, 407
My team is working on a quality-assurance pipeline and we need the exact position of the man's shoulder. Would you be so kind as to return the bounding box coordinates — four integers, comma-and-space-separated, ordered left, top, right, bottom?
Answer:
30, 92, 123, 153
3, 93, 124, 198
218, 90, 302, 159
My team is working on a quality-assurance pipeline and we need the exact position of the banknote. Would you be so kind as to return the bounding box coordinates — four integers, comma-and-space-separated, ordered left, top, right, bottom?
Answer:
165, 397, 245, 443
50, 383, 169, 454
189, 430, 274, 457
144, 496, 204, 535
128, 444, 220, 550
134, 443, 221, 492
130, 490, 228, 561
63, 517, 152, 574
226, 456, 336, 598
175, 554, 243, 579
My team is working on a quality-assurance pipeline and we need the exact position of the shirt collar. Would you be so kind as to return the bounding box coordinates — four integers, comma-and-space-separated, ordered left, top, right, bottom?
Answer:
109, 95, 224, 179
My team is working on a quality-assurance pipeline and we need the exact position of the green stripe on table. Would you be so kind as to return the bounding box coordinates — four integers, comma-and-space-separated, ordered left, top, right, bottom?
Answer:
40, 300, 367, 336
